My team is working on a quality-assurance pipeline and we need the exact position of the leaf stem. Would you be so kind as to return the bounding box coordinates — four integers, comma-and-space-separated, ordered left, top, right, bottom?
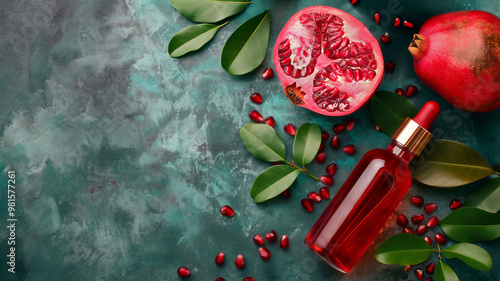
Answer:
494, 171, 500, 176
282, 160, 319, 181
437, 243, 442, 260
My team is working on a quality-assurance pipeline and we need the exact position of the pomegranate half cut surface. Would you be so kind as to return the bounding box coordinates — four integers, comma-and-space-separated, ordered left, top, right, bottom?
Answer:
273, 6, 384, 116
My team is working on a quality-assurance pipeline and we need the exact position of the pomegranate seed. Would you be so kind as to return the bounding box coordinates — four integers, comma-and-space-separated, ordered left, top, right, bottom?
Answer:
249, 110, 264, 122
243, 278, 255, 281
350, 0, 358, 5
320, 175, 334, 186
385, 61, 395, 72
272, 162, 281, 166
258, 247, 271, 260
318, 187, 329, 200
308, 191, 322, 202
373, 13, 380, 24
264, 116, 276, 127
265, 230, 277, 242
342, 144, 356, 154
410, 196, 424, 207
235, 254, 245, 269
403, 20, 414, 28
425, 277, 433, 281
424, 203, 437, 214
404, 264, 412, 271
330, 135, 340, 149
402, 227, 414, 234
404, 84, 418, 97
301, 198, 314, 212
284, 123, 297, 136
394, 17, 401, 27
425, 262, 436, 274
395, 88, 406, 96
326, 163, 337, 175
262, 67, 274, 79
321, 131, 330, 142
426, 216, 439, 228
215, 252, 225, 266
250, 93, 263, 104
434, 233, 447, 244
414, 268, 424, 280
177, 266, 190, 277
215, 278, 226, 281
424, 236, 433, 247
449, 199, 462, 210
315, 152, 326, 164
380, 33, 391, 44
280, 235, 290, 249
345, 119, 355, 131
333, 123, 346, 133
318, 143, 325, 153
253, 234, 265, 245
220, 205, 235, 217
397, 214, 409, 227
416, 224, 428, 235
281, 188, 291, 198
411, 213, 425, 224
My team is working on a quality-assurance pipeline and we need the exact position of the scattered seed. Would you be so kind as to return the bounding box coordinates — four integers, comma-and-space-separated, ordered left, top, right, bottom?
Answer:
434, 233, 447, 244
326, 163, 337, 175
318, 143, 326, 153
215, 278, 226, 281
320, 175, 334, 186
414, 268, 424, 280
404, 84, 418, 97
281, 189, 291, 198
235, 254, 245, 269
416, 224, 428, 235
424, 203, 437, 214
243, 278, 255, 281
373, 13, 380, 24
333, 123, 346, 134
402, 227, 414, 234
308, 191, 322, 202
342, 144, 356, 154
394, 17, 401, 27
319, 187, 330, 200
397, 214, 409, 227
380, 33, 391, 44
321, 131, 330, 142
258, 247, 271, 260
426, 216, 439, 228
425, 262, 436, 274
253, 234, 265, 246
410, 196, 424, 207
265, 230, 277, 242
404, 264, 412, 271
264, 116, 276, 127
280, 235, 290, 249
350, 0, 359, 5
403, 20, 414, 28
262, 67, 274, 80
177, 266, 191, 277
249, 110, 264, 122
284, 123, 297, 136
315, 152, 327, 164
395, 88, 406, 96
220, 205, 235, 217
301, 198, 314, 212
250, 93, 263, 104
424, 236, 433, 247
215, 252, 225, 266
330, 135, 340, 149
411, 213, 425, 224
449, 199, 462, 210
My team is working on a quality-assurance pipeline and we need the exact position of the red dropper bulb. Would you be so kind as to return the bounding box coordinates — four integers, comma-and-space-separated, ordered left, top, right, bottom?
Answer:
413, 101, 440, 130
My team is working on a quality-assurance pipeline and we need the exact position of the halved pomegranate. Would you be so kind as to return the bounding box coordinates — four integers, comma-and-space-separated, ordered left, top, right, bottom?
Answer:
273, 6, 384, 116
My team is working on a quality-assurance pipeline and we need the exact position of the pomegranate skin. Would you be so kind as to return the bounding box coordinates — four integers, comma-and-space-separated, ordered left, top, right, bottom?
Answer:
409, 11, 500, 112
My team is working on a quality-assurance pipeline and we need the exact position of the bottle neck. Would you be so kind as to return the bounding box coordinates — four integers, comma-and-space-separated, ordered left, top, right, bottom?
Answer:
387, 141, 415, 164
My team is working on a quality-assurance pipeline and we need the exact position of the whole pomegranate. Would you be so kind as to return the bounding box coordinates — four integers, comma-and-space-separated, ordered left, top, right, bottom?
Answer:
273, 6, 384, 116
409, 10, 500, 113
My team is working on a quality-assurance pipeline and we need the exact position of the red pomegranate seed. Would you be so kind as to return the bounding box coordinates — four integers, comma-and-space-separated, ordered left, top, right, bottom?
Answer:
253, 234, 265, 246
373, 13, 380, 24
342, 144, 356, 154
281, 188, 291, 198
265, 230, 277, 242
320, 175, 334, 186
434, 233, 447, 244
411, 213, 425, 224
250, 93, 263, 104
215, 278, 226, 281
345, 119, 355, 131
264, 116, 276, 127
249, 110, 264, 122
425, 262, 436, 274
333, 123, 346, 133
262, 67, 274, 79
416, 224, 428, 235
410, 196, 424, 207
321, 131, 330, 142
272, 162, 281, 166
380, 33, 391, 44
235, 254, 245, 269
385, 61, 395, 72
404, 264, 412, 271
424, 203, 437, 214
414, 268, 424, 280
395, 88, 406, 96
425, 277, 433, 281
403, 20, 414, 28
424, 236, 433, 246
301, 198, 314, 212
315, 152, 326, 164
397, 214, 409, 227
243, 278, 255, 281
449, 199, 462, 210
404, 84, 418, 97
220, 205, 235, 217
326, 163, 337, 175
215, 252, 225, 266
258, 247, 271, 260
318, 143, 325, 153
350, 0, 358, 5
394, 17, 401, 27
308, 191, 322, 202
319, 187, 330, 200
426, 216, 439, 228
330, 135, 340, 149
280, 235, 290, 249
177, 266, 191, 277
402, 227, 414, 234
284, 123, 297, 136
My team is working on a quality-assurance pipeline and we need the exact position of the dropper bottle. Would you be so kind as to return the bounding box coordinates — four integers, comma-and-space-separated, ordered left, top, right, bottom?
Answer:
305, 101, 441, 273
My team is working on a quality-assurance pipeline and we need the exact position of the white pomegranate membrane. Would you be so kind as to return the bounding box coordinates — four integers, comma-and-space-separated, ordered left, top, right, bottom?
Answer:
274, 6, 384, 116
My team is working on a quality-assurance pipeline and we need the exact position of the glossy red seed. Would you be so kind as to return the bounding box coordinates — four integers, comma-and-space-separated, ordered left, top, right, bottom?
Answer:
426, 216, 439, 228
249, 110, 264, 122
394, 17, 401, 27
424, 203, 437, 214
301, 198, 314, 212
253, 234, 265, 246
243, 278, 255, 281
284, 123, 297, 136
258, 247, 271, 260
411, 213, 425, 224
250, 93, 263, 104
434, 233, 447, 244
308, 191, 322, 202
280, 235, 289, 249
395, 88, 406, 96
424, 236, 433, 246
410, 196, 424, 207
416, 224, 428, 235
271, 162, 281, 166
264, 116, 275, 127
449, 199, 462, 210
235, 254, 245, 269
318, 143, 325, 153
425, 262, 435, 274
342, 144, 356, 154
220, 205, 235, 217
265, 230, 277, 242
380, 33, 391, 44
319, 187, 330, 199
397, 214, 409, 227
404, 84, 418, 97
333, 123, 346, 134
385, 61, 395, 72
414, 268, 424, 280
330, 135, 340, 149
425, 277, 433, 281
350, 0, 358, 5
177, 266, 191, 277
345, 119, 355, 131
403, 20, 414, 28
320, 175, 334, 186
315, 152, 326, 164
321, 131, 330, 142
281, 188, 291, 198
215, 278, 226, 281
402, 227, 414, 234
215, 252, 225, 266
404, 264, 412, 271
326, 163, 337, 175
373, 13, 380, 24
262, 67, 274, 79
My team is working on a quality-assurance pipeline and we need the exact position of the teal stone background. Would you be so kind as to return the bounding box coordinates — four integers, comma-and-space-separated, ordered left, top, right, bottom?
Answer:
0, 0, 499, 280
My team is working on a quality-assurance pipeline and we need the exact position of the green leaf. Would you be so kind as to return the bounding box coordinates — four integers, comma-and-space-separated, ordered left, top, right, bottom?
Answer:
374, 233, 433, 266
293, 123, 322, 168
370, 91, 419, 137
440, 207, 500, 242
221, 10, 270, 75
464, 177, 500, 213
168, 22, 228, 58
435, 260, 460, 281
250, 165, 300, 203
442, 243, 493, 271
412, 140, 495, 187
240, 123, 286, 162
170, 0, 251, 23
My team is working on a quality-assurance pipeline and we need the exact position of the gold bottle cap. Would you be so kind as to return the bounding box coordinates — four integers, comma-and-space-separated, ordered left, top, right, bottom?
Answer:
392, 117, 433, 155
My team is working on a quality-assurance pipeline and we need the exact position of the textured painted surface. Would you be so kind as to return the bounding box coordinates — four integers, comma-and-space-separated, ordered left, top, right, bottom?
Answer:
0, 0, 499, 280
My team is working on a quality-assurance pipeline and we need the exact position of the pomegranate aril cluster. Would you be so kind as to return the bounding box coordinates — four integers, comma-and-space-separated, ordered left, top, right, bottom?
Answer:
301, 186, 330, 212
252, 230, 290, 261
395, 84, 418, 97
